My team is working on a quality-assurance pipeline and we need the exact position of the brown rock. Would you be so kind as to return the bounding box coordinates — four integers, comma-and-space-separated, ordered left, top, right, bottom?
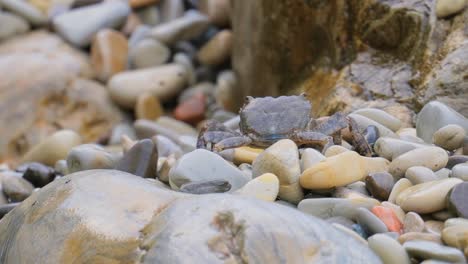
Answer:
130, 0, 159, 9
197, 29, 232, 66
0, 31, 123, 165
135, 92, 164, 120
198, 0, 230, 26
91, 29, 128, 82
173, 92, 206, 125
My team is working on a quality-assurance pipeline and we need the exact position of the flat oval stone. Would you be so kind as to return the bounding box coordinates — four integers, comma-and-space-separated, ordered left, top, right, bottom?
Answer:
381, 202, 406, 223
374, 137, 427, 161
388, 178, 413, 204
179, 180, 231, 194
445, 218, 468, 228
425, 220, 444, 235
298, 197, 380, 220
300, 148, 326, 171
169, 149, 248, 192
403, 212, 425, 233
368, 234, 411, 264
446, 155, 468, 169
357, 208, 388, 235
115, 139, 158, 178
0, 202, 19, 218
300, 151, 368, 190
372, 206, 403, 234
396, 178, 463, 214
442, 225, 468, 251
452, 163, 468, 181
135, 92, 164, 120
234, 173, 280, 202
67, 144, 119, 174
253, 139, 303, 203
129, 38, 170, 69
433, 124, 466, 151
2, 173, 34, 202
389, 146, 448, 179
436, 0, 466, 18
405, 166, 438, 184
19, 162, 55, 187
324, 145, 350, 157
447, 182, 468, 218
365, 172, 394, 201
52, 1, 130, 47
197, 29, 232, 66
91, 29, 128, 82
399, 232, 443, 244
403, 240, 466, 263
353, 108, 402, 132
109, 64, 188, 109
348, 114, 398, 138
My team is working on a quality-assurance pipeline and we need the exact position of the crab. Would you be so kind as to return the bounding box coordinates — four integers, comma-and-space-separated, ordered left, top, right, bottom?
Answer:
197, 94, 372, 156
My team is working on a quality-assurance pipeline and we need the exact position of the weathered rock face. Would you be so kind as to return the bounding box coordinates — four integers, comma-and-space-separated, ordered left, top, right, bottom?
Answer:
0, 31, 123, 164
0, 170, 381, 263
232, 0, 467, 118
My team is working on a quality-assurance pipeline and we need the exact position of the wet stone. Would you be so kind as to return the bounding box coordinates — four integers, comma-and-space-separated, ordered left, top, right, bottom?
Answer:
18, 162, 55, 187
365, 172, 394, 200
179, 180, 231, 194
115, 139, 158, 178
447, 182, 468, 218
2, 174, 34, 202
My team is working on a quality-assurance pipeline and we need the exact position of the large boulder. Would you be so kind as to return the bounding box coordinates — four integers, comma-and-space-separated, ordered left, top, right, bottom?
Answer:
0, 170, 381, 263
0, 31, 123, 164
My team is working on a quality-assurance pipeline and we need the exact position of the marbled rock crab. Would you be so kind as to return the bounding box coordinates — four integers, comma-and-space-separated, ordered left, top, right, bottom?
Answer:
197, 94, 372, 156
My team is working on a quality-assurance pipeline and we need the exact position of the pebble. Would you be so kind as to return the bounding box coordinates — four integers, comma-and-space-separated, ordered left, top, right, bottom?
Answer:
452, 163, 468, 180
158, 154, 176, 183
168, 149, 248, 191
109, 123, 136, 145
353, 108, 402, 132
0, 202, 19, 218
19, 162, 55, 187
399, 232, 443, 244
405, 166, 438, 184
0, 11, 30, 41
2, 173, 34, 202
363, 125, 380, 146
368, 234, 411, 264
129, 38, 170, 69
109, 63, 188, 109
153, 135, 183, 158
173, 52, 196, 85
136, 6, 159, 26
365, 172, 394, 200
445, 218, 468, 228
298, 197, 380, 219
388, 178, 413, 203
179, 179, 231, 194
128, 25, 150, 47
396, 178, 463, 214
300, 148, 326, 171
122, 13, 142, 36
54, 160, 68, 176
372, 206, 403, 233
432, 210, 457, 221
347, 181, 370, 196
0, 0, 46, 26
196, 29, 232, 66
381, 202, 406, 223
404, 212, 425, 233
327, 216, 356, 229
432, 124, 466, 150
416, 101, 468, 143
374, 137, 427, 161
174, 92, 206, 125
66, 144, 118, 173
300, 151, 389, 190
324, 145, 349, 157
130, 0, 159, 9
21, 130, 82, 166
115, 139, 158, 178
357, 207, 389, 235
155, 116, 198, 137
447, 182, 468, 218
52, 1, 130, 47
348, 113, 398, 138
435, 168, 451, 179
135, 92, 164, 120
91, 29, 128, 82
436, 0, 467, 18
403, 240, 466, 263
149, 10, 210, 45
232, 146, 262, 165
446, 155, 468, 169
198, 0, 230, 26
389, 146, 448, 179
425, 220, 445, 235
252, 139, 303, 203
442, 225, 468, 251
334, 187, 369, 199
333, 223, 368, 244
159, 0, 184, 23
234, 173, 279, 202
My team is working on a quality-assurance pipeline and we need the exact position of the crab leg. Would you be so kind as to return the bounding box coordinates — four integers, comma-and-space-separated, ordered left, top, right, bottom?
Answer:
213, 136, 252, 152
197, 131, 241, 150
291, 131, 334, 153
346, 116, 373, 157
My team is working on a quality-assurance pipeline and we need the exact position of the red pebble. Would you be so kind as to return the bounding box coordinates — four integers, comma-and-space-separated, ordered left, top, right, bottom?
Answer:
371, 206, 403, 234
174, 92, 206, 125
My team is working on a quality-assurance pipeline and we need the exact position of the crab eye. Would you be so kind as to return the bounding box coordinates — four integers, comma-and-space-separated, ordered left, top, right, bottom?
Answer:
245, 96, 254, 103
299, 92, 307, 97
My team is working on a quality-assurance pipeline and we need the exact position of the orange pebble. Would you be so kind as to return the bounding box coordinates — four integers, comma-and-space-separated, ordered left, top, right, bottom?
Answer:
371, 206, 403, 234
